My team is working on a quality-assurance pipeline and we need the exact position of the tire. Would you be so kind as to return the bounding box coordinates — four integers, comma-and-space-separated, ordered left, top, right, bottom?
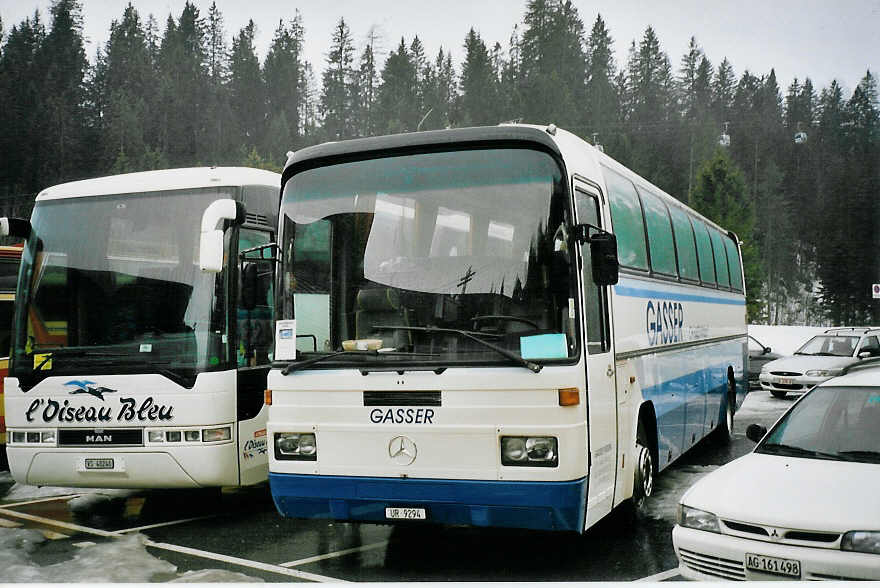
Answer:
631, 420, 654, 514
770, 389, 788, 399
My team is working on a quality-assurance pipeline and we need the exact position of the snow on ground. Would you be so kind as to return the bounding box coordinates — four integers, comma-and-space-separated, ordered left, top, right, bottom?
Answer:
748, 324, 829, 356
0, 527, 264, 582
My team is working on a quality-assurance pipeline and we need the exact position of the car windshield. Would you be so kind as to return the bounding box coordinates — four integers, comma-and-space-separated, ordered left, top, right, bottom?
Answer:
279, 147, 579, 370
794, 335, 858, 357
756, 385, 880, 463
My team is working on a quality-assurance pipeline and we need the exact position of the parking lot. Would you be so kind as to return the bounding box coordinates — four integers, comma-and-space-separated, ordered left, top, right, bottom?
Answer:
0, 391, 789, 583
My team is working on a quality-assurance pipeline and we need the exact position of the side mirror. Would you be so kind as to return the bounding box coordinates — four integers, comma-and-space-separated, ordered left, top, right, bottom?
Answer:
199, 199, 245, 273
588, 231, 619, 286
241, 262, 259, 311
745, 423, 767, 443
858, 350, 872, 359
0, 217, 31, 239
763, 346, 772, 355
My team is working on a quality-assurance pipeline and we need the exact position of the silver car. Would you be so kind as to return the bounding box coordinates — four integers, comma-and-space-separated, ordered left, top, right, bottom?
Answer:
759, 327, 880, 398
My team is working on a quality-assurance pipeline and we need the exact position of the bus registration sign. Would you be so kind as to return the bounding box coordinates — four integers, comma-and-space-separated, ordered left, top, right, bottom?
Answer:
385, 507, 426, 520
84, 458, 115, 470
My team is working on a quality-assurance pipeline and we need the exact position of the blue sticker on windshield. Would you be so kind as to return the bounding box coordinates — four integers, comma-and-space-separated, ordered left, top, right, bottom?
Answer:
520, 333, 568, 360
868, 394, 880, 404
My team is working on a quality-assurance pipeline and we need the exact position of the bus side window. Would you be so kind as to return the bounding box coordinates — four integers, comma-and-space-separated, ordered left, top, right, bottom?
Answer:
669, 206, 699, 281
238, 228, 274, 366
639, 188, 677, 277
575, 187, 609, 354
604, 168, 648, 271
693, 220, 716, 286
709, 228, 730, 288
723, 235, 743, 292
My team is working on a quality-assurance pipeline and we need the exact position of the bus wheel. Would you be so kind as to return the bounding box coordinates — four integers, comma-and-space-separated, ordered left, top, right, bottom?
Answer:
632, 421, 654, 512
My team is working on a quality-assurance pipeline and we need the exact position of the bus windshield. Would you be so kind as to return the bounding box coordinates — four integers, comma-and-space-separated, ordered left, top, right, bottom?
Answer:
12, 187, 236, 388
280, 147, 579, 368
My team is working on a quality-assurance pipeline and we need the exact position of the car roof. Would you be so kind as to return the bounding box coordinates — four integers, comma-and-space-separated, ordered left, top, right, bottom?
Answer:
823, 327, 880, 335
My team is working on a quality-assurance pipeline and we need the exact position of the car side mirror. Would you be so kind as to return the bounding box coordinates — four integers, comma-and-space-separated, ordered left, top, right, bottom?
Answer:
199, 199, 245, 273
0, 217, 31, 239
575, 224, 619, 286
858, 350, 872, 359
590, 231, 619, 286
763, 346, 772, 355
746, 424, 767, 443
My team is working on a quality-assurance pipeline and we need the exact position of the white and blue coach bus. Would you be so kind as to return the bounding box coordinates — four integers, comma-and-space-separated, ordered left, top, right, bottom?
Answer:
2, 167, 279, 488
267, 125, 747, 532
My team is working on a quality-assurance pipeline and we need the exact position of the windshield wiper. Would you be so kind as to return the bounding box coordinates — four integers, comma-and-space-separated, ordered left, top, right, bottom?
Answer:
279, 350, 439, 375
374, 325, 543, 373
836, 450, 880, 463
759, 443, 840, 460
31, 348, 128, 371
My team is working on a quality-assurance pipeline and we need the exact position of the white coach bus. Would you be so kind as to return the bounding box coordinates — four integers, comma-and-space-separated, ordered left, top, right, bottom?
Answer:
2, 167, 279, 488
267, 125, 747, 532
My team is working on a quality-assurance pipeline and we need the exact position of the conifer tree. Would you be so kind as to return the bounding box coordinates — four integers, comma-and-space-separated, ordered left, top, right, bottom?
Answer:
229, 20, 265, 153
460, 28, 499, 126
36, 0, 91, 185
584, 15, 617, 148
0, 11, 46, 195
377, 37, 419, 133
320, 18, 356, 140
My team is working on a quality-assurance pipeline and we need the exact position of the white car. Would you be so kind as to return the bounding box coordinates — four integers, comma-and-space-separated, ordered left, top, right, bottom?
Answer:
673, 363, 880, 581
759, 327, 880, 398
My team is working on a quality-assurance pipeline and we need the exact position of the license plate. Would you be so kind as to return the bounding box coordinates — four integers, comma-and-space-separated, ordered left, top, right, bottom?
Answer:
778, 377, 794, 385
385, 507, 426, 520
84, 458, 114, 470
745, 553, 801, 577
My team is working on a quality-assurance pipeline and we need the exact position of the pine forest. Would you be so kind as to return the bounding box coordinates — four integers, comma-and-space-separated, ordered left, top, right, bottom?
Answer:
0, 0, 877, 325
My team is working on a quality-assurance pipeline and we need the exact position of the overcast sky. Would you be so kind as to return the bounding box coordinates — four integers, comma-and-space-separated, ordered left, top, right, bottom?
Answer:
1, 0, 877, 97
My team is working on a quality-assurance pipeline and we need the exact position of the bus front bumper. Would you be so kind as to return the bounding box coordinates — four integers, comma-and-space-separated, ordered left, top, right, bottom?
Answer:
269, 473, 587, 532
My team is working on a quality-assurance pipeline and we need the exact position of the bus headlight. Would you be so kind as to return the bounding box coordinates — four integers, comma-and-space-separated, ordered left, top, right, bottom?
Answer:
677, 504, 721, 533
841, 531, 880, 555
202, 427, 231, 442
500, 436, 558, 467
275, 432, 317, 461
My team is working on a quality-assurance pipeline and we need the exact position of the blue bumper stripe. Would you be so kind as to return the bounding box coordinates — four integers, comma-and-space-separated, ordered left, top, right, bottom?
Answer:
269, 473, 587, 532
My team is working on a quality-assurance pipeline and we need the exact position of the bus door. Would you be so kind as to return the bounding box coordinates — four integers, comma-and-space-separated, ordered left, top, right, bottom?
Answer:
236, 227, 274, 485
573, 179, 617, 528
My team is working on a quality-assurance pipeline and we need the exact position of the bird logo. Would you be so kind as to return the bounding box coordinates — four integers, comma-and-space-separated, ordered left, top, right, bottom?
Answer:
64, 380, 118, 401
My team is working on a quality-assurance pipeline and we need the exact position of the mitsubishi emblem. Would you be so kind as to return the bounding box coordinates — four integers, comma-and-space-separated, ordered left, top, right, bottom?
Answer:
388, 435, 417, 466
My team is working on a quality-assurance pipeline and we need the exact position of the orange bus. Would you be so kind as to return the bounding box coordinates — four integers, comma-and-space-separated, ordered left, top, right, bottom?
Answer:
0, 244, 22, 466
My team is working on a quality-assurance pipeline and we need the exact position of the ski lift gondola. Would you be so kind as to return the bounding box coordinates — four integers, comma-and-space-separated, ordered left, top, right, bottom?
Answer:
794, 122, 808, 144
718, 122, 731, 147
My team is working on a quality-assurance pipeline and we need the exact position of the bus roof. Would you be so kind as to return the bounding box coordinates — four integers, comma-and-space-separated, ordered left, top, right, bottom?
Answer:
282, 125, 561, 183
282, 124, 738, 242
36, 167, 280, 201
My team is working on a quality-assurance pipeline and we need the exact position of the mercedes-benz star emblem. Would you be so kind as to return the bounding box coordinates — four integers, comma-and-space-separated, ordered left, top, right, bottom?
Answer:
388, 435, 417, 466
